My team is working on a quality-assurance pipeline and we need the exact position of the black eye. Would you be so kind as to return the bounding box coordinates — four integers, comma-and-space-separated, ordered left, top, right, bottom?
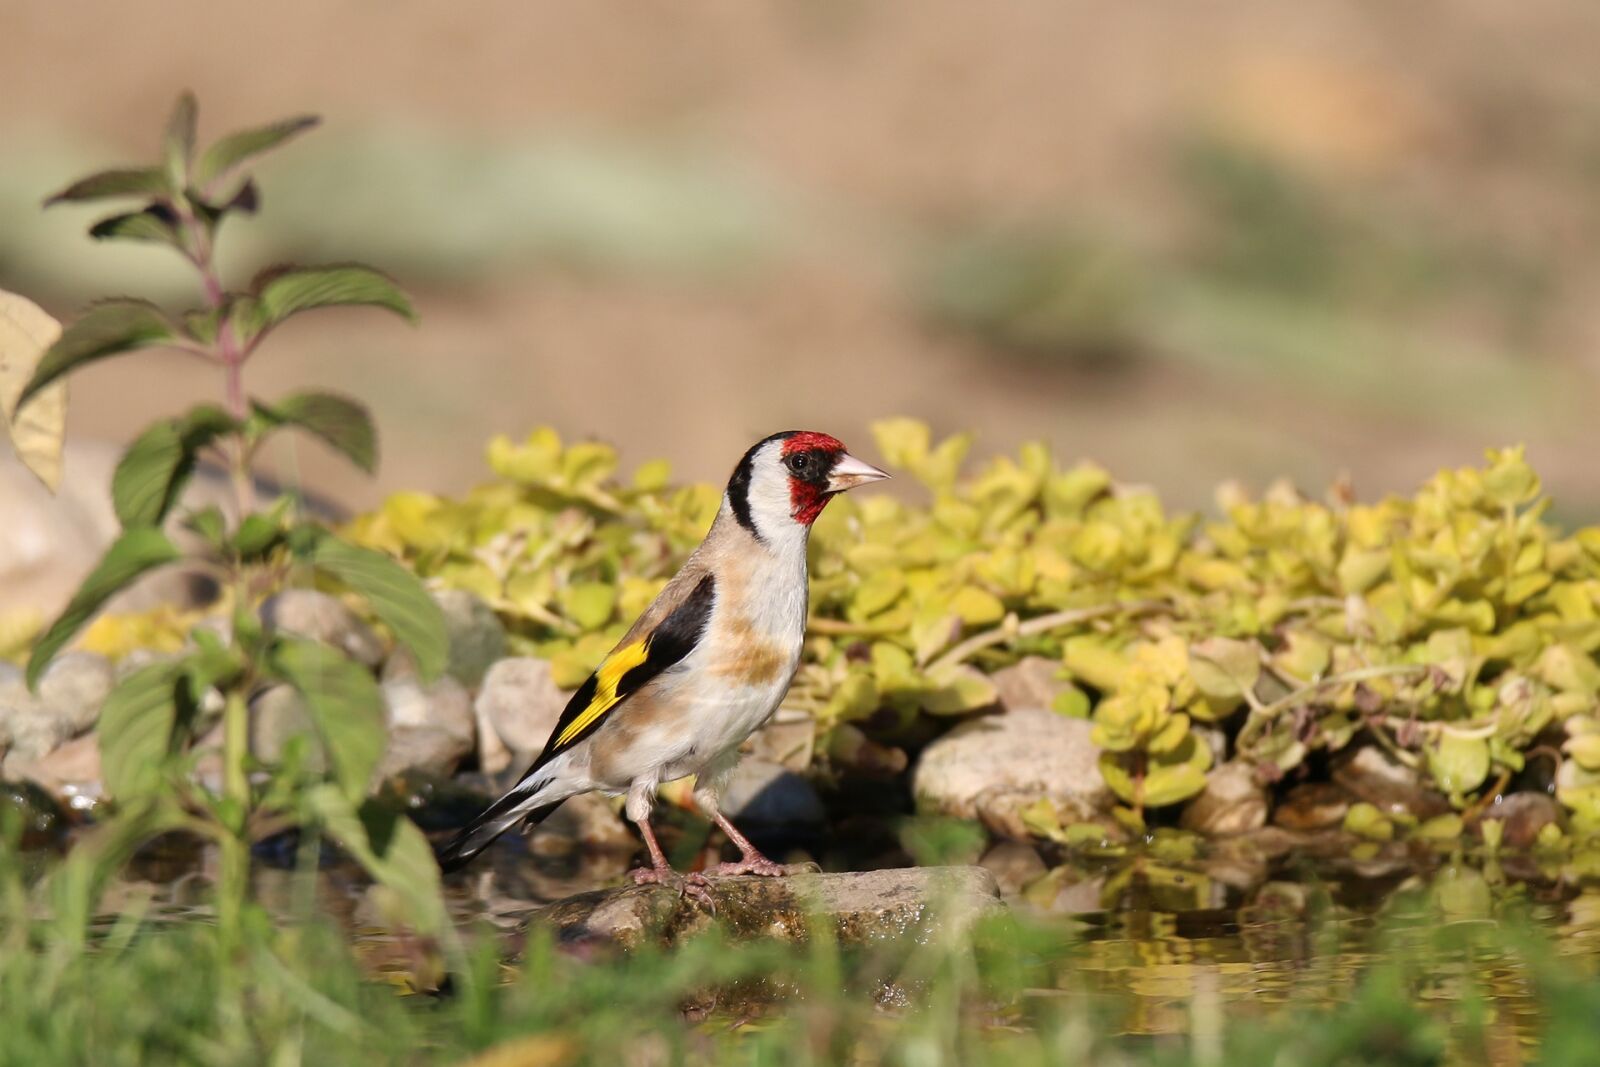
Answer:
786, 452, 812, 474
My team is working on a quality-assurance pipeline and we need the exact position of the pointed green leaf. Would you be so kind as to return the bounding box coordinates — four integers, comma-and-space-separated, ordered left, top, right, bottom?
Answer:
98, 660, 186, 802
44, 167, 171, 205
195, 115, 320, 187
269, 638, 386, 802
16, 300, 175, 410
88, 206, 184, 249
26, 527, 182, 687
164, 92, 198, 183
297, 528, 447, 680
245, 264, 416, 338
249, 391, 377, 473
304, 785, 447, 936
112, 405, 237, 526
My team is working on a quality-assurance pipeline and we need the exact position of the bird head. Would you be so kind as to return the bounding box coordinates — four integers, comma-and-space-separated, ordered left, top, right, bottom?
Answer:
726, 430, 890, 541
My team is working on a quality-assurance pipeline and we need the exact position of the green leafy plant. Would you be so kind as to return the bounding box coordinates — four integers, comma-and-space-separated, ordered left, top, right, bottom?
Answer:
5, 94, 449, 952
331, 420, 1600, 840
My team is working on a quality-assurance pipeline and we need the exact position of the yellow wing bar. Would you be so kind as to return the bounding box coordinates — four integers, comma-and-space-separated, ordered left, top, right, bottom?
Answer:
551, 639, 651, 749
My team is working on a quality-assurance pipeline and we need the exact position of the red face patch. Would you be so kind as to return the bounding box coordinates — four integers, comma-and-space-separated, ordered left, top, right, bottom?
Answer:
782, 431, 846, 526
781, 431, 844, 457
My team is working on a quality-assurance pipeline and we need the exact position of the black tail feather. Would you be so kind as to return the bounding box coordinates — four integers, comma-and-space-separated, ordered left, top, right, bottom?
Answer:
434, 793, 562, 873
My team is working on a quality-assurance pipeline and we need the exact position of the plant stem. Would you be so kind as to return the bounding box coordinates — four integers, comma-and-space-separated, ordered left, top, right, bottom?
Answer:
926, 599, 1169, 675
217, 688, 251, 954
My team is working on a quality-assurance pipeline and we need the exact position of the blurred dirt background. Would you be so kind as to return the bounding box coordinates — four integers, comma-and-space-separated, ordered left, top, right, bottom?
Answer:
3, 1, 1599, 514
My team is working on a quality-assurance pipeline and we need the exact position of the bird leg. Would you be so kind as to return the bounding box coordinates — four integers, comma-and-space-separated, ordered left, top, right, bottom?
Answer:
625, 785, 714, 907
704, 809, 789, 877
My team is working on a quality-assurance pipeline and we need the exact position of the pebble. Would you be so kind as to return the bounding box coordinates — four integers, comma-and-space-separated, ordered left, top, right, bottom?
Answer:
36, 651, 114, 735
912, 707, 1110, 838
260, 589, 385, 666
475, 657, 570, 763
1332, 744, 1449, 820
1179, 761, 1268, 836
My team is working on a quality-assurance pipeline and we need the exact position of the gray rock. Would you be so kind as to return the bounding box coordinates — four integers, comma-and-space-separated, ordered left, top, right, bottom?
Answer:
1332, 744, 1450, 820
0, 442, 229, 620
114, 648, 181, 682
1, 701, 71, 766
718, 758, 825, 827
249, 685, 325, 771
434, 589, 507, 686
537, 792, 636, 851
382, 675, 475, 747
1479, 791, 1561, 849
376, 724, 473, 781
1180, 761, 1268, 836
260, 589, 384, 666
476, 657, 569, 758
990, 656, 1068, 712
912, 707, 1110, 838
978, 841, 1048, 896
6, 732, 103, 812
534, 865, 1001, 949
36, 651, 114, 735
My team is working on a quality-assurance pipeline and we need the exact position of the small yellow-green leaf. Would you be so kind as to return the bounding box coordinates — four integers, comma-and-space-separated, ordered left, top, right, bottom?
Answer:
1188, 636, 1260, 702
559, 582, 618, 630
1429, 732, 1490, 794
1343, 802, 1395, 841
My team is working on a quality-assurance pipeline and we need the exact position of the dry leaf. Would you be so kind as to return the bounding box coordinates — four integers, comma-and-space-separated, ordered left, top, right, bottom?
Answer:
0, 288, 66, 491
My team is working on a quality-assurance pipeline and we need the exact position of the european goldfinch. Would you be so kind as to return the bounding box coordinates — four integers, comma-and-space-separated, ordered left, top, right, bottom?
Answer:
437, 431, 889, 884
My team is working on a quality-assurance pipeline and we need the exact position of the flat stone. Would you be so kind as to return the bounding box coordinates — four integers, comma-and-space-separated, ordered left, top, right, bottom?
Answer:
1180, 761, 1268, 836
260, 589, 384, 667
533, 865, 1001, 949
912, 707, 1110, 838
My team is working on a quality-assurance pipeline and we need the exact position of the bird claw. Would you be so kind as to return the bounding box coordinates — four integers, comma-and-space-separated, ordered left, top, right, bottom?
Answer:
626, 866, 716, 910
705, 854, 795, 878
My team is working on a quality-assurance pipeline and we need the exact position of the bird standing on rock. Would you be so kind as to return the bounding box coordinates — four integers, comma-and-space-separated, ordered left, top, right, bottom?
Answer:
437, 431, 889, 890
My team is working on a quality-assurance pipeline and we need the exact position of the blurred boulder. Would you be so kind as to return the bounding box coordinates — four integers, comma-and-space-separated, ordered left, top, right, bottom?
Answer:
434, 589, 507, 686
260, 589, 384, 666
376, 724, 473, 781
5, 732, 103, 813
913, 707, 1109, 837
248, 685, 323, 770
1332, 744, 1449, 820
382, 674, 475, 747
475, 657, 569, 772
718, 757, 824, 829
1272, 782, 1354, 831
1479, 791, 1560, 849
978, 841, 1047, 896
1180, 761, 1268, 836
35, 651, 113, 735
0, 442, 231, 620
989, 656, 1067, 712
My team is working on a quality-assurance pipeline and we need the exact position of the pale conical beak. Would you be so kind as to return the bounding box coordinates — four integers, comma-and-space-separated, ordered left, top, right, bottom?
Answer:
826, 452, 891, 493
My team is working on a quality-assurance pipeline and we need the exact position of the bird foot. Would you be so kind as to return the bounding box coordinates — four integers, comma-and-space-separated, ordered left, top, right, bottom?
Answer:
627, 865, 716, 909
705, 854, 799, 878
